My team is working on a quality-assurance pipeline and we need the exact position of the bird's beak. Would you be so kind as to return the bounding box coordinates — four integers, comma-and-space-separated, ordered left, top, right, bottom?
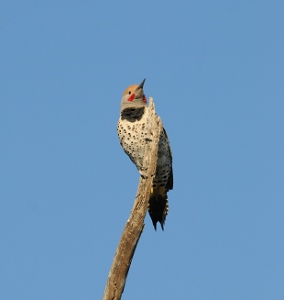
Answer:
136, 78, 146, 91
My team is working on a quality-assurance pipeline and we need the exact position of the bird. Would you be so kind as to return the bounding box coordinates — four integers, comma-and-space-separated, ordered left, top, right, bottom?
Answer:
117, 78, 173, 230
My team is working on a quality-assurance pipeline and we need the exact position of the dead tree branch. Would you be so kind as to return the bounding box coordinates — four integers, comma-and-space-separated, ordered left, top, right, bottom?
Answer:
103, 97, 162, 300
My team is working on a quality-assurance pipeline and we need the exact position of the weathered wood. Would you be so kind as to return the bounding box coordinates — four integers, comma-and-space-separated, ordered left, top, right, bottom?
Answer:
103, 97, 162, 300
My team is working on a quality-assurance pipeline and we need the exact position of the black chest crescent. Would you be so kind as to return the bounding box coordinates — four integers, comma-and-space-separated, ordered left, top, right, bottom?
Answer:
120, 107, 145, 122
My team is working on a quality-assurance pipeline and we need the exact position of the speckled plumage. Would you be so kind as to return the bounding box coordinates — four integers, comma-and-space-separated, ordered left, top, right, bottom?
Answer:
117, 79, 173, 230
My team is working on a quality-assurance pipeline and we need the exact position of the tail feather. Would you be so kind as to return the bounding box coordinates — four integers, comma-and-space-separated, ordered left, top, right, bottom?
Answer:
148, 187, 169, 230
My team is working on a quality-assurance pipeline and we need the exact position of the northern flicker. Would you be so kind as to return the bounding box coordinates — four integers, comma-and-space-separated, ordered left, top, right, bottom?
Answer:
117, 79, 173, 230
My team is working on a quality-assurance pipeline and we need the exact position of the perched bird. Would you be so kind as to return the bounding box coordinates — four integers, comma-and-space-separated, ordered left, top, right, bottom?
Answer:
117, 79, 173, 230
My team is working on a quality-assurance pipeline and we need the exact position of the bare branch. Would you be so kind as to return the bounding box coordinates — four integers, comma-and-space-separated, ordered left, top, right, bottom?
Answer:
103, 97, 162, 300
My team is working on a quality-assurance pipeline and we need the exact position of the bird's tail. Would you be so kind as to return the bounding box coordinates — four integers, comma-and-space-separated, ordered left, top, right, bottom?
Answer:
148, 186, 169, 230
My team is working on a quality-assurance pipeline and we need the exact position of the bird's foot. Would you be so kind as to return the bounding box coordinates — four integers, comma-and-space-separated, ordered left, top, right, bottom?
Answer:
139, 168, 148, 179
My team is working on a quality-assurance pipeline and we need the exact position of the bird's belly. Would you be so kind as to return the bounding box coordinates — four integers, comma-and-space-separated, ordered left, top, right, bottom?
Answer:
117, 118, 148, 169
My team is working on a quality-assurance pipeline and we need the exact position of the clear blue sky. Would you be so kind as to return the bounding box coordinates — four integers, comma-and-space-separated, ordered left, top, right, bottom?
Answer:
1, 1, 283, 299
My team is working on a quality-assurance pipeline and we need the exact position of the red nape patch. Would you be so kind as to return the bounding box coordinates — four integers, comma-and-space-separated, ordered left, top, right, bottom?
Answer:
143, 95, 147, 103
127, 93, 135, 101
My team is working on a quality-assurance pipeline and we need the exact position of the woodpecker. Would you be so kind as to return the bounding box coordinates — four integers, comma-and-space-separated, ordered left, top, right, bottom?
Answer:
117, 79, 173, 230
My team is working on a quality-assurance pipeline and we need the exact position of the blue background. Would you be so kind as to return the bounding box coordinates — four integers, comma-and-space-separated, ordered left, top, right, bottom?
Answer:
1, 1, 283, 299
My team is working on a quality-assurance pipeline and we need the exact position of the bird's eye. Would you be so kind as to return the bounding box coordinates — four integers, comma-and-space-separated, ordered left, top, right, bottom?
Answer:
128, 91, 131, 94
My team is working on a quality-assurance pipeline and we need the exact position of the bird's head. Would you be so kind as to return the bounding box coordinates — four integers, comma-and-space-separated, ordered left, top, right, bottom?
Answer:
120, 78, 147, 111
